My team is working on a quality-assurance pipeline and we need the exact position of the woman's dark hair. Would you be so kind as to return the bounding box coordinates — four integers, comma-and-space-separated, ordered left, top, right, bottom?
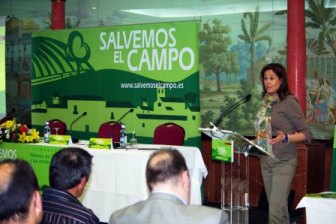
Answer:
260, 63, 292, 100
49, 147, 92, 190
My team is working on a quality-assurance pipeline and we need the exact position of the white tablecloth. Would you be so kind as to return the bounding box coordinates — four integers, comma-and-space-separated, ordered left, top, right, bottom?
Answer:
77, 144, 208, 222
296, 196, 336, 224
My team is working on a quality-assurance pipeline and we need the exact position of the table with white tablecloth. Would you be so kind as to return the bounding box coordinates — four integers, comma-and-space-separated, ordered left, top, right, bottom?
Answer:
0, 142, 207, 223
79, 144, 208, 222
296, 195, 336, 224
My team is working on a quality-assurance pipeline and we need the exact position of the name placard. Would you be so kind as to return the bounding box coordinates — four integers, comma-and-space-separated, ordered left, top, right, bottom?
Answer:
49, 135, 71, 145
89, 138, 112, 150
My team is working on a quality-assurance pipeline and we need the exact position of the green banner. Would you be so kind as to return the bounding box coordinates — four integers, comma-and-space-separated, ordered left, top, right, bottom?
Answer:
0, 142, 63, 188
31, 21, 200, 146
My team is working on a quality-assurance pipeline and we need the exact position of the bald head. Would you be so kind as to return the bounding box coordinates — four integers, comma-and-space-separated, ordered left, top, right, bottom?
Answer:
0, 159, 41, 223
0, 162, 14, 194
146, 149, 188, 191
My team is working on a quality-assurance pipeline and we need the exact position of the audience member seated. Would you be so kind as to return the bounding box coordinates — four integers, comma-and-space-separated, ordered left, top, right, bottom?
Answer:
109, 149, 229, 224
42, 147, 100, 224
0, 159, 43, 224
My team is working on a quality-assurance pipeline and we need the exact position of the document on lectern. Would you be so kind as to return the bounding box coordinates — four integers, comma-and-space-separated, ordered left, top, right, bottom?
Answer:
199, 125, 274, 158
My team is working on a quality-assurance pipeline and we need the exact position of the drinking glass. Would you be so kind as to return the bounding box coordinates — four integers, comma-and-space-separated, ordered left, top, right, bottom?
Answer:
54, 127, 59, 135
129, 131, 137, 147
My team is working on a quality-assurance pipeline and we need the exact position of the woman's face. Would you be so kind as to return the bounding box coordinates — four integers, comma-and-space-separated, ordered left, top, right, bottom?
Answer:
263, 69, 282, 94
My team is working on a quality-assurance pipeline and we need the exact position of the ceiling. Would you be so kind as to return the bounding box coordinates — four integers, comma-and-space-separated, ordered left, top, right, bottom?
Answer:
0, 0, 288, 19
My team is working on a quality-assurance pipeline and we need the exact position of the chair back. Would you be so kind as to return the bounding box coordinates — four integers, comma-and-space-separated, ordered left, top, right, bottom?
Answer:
48, 119, 67, 135
98, 121, 122, 142
153, 122, 185, 146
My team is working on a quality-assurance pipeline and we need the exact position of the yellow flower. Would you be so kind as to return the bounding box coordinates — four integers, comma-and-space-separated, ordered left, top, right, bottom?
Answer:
18, 132, 27, 143
26, 135, 34, 143
1, 120, 12, 129
1, 118, 17, 131
1, 118, 40, 143
30, 129, 40, 141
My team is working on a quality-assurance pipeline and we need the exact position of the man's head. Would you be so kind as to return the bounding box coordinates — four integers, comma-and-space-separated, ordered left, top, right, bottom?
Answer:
146, 149, 190, 203
0, 159, 42, 224
49, 147, 93, 197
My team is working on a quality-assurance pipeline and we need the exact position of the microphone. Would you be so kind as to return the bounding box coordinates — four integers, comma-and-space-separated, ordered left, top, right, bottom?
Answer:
244, 94, 252, 102
69, 112, 87, 141
212, 94, 252, 127
117, 109, 134, 123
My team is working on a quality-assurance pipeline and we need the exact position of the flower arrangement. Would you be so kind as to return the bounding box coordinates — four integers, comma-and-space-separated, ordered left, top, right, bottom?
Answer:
0, 118, 40, 143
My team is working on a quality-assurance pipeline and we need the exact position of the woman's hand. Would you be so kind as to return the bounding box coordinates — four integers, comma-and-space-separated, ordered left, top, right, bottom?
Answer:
269, 131, 286, 144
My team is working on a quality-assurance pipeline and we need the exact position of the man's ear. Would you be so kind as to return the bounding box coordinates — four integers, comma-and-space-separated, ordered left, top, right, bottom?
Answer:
32, 191, 43, 223
79, 176, 87, 189
181, 170, 191, 204
181, 170, 190, 190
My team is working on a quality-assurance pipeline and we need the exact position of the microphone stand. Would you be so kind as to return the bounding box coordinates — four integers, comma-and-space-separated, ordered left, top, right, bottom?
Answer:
213, 94, 251, 127
98, 108, 133, 148
117, 109, 134, 123
69, 112, 87, 143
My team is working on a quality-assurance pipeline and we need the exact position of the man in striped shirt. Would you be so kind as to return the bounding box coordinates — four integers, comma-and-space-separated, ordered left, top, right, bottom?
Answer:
42, 147, 100, 224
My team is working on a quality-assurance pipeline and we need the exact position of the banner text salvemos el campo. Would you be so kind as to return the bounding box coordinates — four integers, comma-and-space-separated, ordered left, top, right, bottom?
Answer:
99, 28, 195, 72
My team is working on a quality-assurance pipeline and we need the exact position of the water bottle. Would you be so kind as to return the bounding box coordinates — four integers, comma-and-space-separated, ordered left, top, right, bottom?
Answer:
44, 121, 51, 143
124, 124, 127, 146
110, 131, 114, 149
120, 124, 126, 148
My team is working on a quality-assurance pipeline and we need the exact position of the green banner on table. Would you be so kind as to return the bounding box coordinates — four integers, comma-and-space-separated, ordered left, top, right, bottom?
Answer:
0, 142, 63, 188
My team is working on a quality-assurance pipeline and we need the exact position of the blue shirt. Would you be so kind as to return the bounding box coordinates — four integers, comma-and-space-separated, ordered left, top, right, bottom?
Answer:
42, 187, 100, 224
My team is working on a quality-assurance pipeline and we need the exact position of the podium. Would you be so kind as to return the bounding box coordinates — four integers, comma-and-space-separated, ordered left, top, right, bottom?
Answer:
200, 124, 273, 224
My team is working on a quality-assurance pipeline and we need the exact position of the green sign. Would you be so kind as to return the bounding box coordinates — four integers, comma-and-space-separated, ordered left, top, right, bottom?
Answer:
0, 142, 63, 188
212, 139, 234, 162
31, 21, 201, 147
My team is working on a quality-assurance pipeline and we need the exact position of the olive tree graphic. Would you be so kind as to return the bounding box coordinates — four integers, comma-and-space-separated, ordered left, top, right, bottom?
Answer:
66, 31, 91, 75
